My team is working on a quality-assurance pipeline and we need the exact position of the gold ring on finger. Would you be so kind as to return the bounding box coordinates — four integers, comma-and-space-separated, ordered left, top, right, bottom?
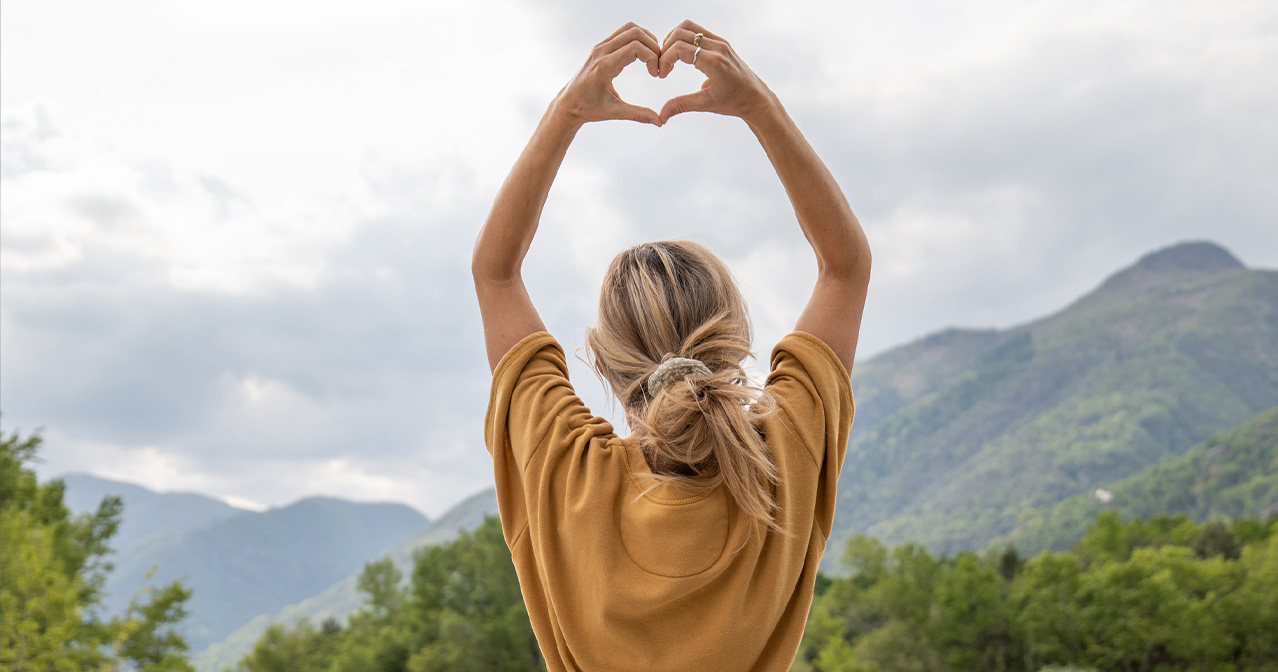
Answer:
693, 33, 703, 47
693, 45, 702, 64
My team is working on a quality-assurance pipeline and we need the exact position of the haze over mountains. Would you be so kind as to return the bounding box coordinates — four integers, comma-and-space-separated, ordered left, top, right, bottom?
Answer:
56, 239, 1277, 669
61, 475, 428, 652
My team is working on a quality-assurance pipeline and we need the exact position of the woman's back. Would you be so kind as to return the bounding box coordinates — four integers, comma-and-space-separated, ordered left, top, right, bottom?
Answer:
486, 331, 852, 670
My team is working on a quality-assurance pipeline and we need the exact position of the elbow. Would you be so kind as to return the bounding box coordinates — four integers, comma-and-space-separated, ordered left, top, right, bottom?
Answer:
472, 224, 524, 285
818, 228, 871, 281
471, 237, 499, 284
471, 246, 520, 287
857, 235, 872, 278
470, 245, 487, 283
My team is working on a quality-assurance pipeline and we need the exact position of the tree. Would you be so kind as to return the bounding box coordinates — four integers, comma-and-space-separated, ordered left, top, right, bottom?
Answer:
236, 620, 338, 672
116, 575, 197, 672
0, 428, 194, 671
405, 516, 541, 672
805, 511, 1278, 672
932, 552, 1011, 672
234, 515, 542, 672
1010, 552, 1085, 669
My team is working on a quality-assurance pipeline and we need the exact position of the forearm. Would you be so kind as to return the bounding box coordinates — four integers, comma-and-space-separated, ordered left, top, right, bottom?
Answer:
472, 100, 583, 283
745, 96, 869, 280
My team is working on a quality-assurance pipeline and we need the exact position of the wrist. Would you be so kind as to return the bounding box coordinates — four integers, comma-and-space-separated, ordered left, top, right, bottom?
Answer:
742, 91, 788, 137
546, 91, 589, 133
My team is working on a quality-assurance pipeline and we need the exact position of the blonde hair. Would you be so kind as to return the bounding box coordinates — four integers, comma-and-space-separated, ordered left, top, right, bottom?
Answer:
585, 241, 781, 532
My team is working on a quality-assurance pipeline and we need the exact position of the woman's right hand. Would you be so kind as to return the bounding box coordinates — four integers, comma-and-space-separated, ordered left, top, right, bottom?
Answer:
554, 23, 663, 127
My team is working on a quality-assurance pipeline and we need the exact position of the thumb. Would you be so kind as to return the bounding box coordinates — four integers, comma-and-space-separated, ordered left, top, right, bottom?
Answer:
659, 86, 711, 124
611, 101, 662, 126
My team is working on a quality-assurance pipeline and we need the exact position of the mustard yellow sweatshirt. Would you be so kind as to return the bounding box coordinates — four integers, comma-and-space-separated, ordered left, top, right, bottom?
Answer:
485, 331, 853, 671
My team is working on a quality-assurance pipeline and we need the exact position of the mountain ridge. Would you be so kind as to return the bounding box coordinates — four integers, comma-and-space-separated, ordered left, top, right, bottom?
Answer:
831, 240, 1277, 559
59, 474, 431, 653
60, 473, 248, 553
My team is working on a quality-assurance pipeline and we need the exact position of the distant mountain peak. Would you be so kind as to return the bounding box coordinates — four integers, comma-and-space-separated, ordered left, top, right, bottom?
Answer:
1129, 241, 1243, 274
1097, 241, 1244, 294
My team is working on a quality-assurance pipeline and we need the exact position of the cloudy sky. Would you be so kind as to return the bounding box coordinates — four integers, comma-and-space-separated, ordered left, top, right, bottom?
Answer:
3, 0, 1275, 516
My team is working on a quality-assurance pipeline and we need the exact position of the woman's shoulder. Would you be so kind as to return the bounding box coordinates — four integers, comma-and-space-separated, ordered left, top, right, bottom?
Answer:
769, 331, 851, 382
493, 331, 563, 379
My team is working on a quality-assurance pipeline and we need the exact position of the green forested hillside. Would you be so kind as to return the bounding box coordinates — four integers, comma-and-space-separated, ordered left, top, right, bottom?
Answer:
1008, 407, 1278, 553
195, 489, 498, 672
833, 241, 1278, 558
843, 327, 1002, 443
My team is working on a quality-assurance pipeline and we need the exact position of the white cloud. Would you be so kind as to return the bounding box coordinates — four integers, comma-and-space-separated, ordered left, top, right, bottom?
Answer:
3, 0, 1276, 517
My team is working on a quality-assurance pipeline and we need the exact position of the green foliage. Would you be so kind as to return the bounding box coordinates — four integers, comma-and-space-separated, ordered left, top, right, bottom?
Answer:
798, 511, 1278, 672
229, 460, 1275, 672
0, 428, 194, 671
233, 515, 541, 672
1010, 407, 1278, 554
119, 577, 197, 671
932, 553, 1010, 672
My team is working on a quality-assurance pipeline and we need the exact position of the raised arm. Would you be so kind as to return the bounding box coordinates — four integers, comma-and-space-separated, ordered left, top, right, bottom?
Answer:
473, 23, 663, 371
658, 21, 871, 373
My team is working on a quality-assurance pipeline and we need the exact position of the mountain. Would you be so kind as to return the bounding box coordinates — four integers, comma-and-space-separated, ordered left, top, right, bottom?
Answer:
844, 328, 1003, 441
194, 488, 499, 672
1007, 406, 1278, 553
829, 241, 1278, 559
60, 476, 429, 652
60, 473, 244, 553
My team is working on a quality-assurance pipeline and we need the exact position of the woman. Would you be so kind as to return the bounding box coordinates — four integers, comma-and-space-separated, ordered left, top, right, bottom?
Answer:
473, 20, 870, 671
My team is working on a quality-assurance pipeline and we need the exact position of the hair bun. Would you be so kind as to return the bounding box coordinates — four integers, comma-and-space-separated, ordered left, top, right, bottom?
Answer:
646, 357, 712, 397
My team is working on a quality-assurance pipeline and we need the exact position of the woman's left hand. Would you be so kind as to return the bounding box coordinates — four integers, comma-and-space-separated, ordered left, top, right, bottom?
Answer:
656, 20, 777, 125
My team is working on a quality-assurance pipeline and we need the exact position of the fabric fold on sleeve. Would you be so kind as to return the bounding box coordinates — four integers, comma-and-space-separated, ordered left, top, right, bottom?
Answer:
767, 331, 855, 540
483, 330, 616, 549
485, 331, 561, 461
483, 331, 560, 547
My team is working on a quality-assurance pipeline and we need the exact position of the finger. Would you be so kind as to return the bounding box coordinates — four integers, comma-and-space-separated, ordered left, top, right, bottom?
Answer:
609, 101, 662, 126
598, 21, 642, 47
661, 27, 718, 53
602, 24, 661, 54
659, 29, 693, 75
659, 88, 711, 123
659, 40, 718, 78
599, 40, 660, 78
601, 26, 663, 76
636, 27, 664, 76
659, 32, 723, 77
674, 19, 725, 43
660, 27, 686, 55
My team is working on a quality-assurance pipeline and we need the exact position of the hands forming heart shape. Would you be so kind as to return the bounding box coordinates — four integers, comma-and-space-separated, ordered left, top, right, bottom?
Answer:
555, 20, 774, 127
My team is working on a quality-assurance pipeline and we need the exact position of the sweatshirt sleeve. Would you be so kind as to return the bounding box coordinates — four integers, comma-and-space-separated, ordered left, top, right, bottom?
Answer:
766, 331, 855, 539
483, 331, 615, 546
